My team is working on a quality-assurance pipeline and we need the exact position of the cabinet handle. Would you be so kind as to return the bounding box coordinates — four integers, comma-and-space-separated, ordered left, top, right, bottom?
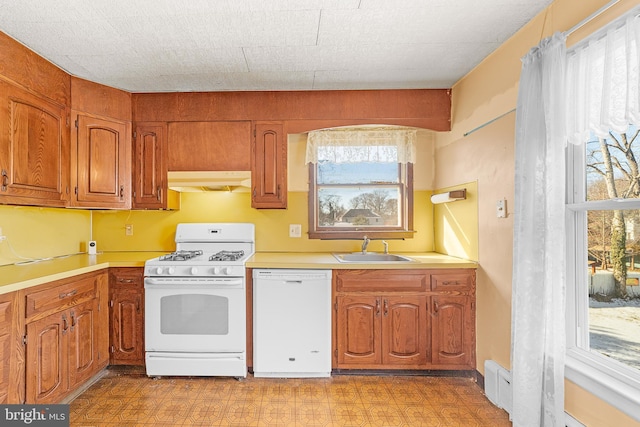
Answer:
157, 186, 162, 201
375, 299, 380, 317
119, 185, 124, 200
59, 289, 77, 299
442, 280, 463, 286
253, 187, 257, 198
118, 278, 135, 284
433, 300, 439, 313
136, 297, 141, 313
1, 169, 7, 191
277, 184, 280, 197
62, 315, 68, 333
70, 311, 76, 328
383, 299, 388, 317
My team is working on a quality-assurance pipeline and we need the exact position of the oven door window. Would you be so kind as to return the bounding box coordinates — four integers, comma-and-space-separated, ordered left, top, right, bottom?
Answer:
160, 294, 229, 335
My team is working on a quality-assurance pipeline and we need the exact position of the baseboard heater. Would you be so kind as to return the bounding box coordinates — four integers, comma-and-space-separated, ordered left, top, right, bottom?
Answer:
483, 360, 584, 427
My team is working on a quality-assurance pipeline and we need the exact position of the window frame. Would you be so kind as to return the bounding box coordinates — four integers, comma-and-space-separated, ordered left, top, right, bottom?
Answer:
307, 162, 415, 240
565, 142, 640, 420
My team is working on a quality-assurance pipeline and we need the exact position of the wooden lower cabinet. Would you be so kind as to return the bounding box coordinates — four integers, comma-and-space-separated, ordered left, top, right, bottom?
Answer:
23, 271, 108, 404
109, 268, 144, 365
336, 295, 427, 368
431, 295, 474, 367
0, 291, 22, 404
333, 269, 475, 371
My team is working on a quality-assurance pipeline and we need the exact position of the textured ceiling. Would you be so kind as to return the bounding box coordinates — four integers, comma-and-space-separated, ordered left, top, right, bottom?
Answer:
0, 0, 553, 92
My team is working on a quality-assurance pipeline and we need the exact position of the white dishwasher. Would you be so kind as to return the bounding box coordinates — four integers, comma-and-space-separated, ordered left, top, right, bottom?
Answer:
253, 269, 332, 378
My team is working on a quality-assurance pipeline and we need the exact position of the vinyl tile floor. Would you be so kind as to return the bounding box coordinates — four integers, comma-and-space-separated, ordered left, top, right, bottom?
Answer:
70, 367, 511, 426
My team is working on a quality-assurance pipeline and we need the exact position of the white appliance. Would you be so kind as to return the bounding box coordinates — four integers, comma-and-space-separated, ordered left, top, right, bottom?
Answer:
253, 269, 332, 378
144, 223, 254, 378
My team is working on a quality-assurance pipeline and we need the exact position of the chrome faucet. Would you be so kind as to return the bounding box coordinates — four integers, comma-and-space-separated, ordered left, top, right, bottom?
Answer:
382, 240, 388, 254
361, 235, 370, 254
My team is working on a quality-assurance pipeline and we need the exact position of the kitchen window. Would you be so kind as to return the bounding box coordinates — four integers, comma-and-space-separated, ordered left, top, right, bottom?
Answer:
305, 127, 415, 240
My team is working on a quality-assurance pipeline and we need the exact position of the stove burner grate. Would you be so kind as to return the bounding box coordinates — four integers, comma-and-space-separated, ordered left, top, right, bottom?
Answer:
209, 250, 245, 262
159, 250, 203, 261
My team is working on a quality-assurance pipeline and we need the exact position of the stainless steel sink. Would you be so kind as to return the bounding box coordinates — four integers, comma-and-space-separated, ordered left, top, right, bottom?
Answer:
332, 253, 416, 263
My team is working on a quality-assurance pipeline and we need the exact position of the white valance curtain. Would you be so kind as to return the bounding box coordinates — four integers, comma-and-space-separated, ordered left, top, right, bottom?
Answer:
566, 11, 640, 144
511, 32, 568, 427
305, 127, 417, 164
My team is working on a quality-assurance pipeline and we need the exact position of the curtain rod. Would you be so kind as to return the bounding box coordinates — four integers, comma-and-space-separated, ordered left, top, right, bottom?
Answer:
463, 0, 622, 138
564, 0, 620, 36
463, 108, 516, 137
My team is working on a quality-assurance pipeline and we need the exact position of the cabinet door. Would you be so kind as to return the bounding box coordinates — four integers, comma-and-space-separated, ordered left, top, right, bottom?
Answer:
26, 312, 68, 404
68, 299, 99, 389
251, 122, 287, 209
109, 268, 144, 365
431, 295, 474, 367
336, 295, 380, 366
0, 80, 69, 207
73, 113, 131, 208
110, 289, 143, 365
0, 292, 20, 404
133, 122, 172, 209
381, 295, 428, 365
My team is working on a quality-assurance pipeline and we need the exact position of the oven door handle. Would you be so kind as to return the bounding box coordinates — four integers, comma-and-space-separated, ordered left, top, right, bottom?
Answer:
144, 277, 244, 287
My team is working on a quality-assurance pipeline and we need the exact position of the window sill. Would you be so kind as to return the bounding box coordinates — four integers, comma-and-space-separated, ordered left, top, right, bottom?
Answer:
565, 350, 640, 421
308, 230, 416, 240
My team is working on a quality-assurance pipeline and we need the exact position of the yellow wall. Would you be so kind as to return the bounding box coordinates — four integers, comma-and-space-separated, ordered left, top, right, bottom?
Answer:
433, 181, 479, 261
437, 0, 640, 425
0, 205, 90, 266
92, 190, 435, 254
93, 130, 439, 254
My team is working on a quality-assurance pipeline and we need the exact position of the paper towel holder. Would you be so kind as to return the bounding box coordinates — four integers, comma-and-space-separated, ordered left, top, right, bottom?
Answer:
430, 189, 467, 204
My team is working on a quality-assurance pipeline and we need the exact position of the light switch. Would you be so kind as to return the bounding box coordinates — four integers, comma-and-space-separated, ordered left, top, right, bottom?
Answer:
496, 199, 507, 218
289, 224, 302, 238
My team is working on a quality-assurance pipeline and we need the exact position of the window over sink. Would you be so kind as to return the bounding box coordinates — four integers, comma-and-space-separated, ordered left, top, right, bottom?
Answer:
305, 127, 415, 240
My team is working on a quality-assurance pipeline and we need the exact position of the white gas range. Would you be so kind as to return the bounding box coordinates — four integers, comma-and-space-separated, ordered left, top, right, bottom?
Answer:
144, 223, 254, 378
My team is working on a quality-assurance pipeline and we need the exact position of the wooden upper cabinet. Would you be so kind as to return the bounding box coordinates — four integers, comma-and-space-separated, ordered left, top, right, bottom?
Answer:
251, 122, 287, 209
0, 80, 70, 207
167, 121, 251, 171
132, 122, 178, 210
71, 113, 131, 209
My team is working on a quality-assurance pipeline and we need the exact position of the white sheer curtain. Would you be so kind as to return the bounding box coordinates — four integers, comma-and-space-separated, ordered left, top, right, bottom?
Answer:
566, 11, 640, 144
305, 127, 417, 164
511, 32, 567, 427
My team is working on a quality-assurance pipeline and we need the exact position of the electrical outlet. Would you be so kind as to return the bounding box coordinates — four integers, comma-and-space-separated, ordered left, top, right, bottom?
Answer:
0, 226, 5, 242
125, 224, 134, 236
289, 224, 302, 238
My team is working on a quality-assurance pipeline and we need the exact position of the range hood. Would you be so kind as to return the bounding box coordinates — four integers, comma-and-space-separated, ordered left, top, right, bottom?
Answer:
167, 171, 251, 192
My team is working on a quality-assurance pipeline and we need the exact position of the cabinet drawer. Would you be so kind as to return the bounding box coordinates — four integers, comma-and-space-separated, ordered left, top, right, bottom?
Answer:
25, 275, 97, 320
431, 271, 474, 293
335, 270, 428, 292
109, 268, 143, 290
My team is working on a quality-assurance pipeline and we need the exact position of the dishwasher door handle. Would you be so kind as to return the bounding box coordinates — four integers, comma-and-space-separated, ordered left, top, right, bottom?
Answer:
284, 280, 303, 284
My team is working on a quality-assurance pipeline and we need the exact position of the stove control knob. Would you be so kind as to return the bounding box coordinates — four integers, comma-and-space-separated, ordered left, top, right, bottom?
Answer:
167, 267, 175, 275
190, 267, 199, 275
155, 267, 163, 275
213, 267, 221, 275
220, 267, 229, 275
